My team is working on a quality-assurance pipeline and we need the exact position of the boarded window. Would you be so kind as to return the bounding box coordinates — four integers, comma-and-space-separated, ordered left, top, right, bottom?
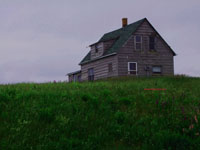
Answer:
88, 68, 94, 81
152, 66, 162, 74
135, 35, 142, 50
149, 36, 155, 50
108, 63, 113, 72
128, 62, 137, 75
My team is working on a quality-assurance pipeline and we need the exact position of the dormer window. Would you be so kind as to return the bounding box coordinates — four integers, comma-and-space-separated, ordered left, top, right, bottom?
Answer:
149, 36, 155, 50
95, 45, 98, 53
95, 43, 101, 53
135, 35, 142, 50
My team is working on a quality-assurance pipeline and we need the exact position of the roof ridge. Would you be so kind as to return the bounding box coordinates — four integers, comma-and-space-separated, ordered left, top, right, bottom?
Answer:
99, 18, 146, 42
80, 18, 146, 64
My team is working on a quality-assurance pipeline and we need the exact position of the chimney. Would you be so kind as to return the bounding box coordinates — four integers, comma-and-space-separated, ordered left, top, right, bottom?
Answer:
122, 18, 128, 27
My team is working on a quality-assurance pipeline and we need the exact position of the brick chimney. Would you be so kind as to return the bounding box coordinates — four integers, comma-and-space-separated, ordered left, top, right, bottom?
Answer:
122, 18, 128, 27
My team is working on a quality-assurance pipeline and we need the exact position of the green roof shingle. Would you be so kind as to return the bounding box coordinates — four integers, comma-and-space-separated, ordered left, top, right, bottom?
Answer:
79, 18, 176, 65
80, 18, 145, 64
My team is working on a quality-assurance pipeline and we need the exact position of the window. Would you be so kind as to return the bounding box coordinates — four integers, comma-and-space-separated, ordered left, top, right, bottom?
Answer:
149, 36, 155, 50
128, 62, 137, 75
152, 66, 162, 74
108, 63, 113, 73
135, 35, 142, 50
88, 68, 94, 81
95, 45, 98, 53
95, 44, 101, 53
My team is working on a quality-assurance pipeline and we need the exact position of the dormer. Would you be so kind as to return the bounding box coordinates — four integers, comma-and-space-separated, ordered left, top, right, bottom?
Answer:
79, 18, 176, 65
90, 38, 117, 60
90, 42, 104, 60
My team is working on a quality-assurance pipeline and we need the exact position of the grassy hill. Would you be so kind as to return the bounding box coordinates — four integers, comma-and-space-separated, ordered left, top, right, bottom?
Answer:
0, 76, 200, 150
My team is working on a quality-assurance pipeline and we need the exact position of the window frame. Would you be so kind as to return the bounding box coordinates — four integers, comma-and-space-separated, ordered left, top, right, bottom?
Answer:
95, 43, 102, 53
88, 68, 94, 81
152, 66, 162, 74
95, 45, 98, 53
149, 36, 156, 50
134, 35, 142, 50
128, 62, 137, 75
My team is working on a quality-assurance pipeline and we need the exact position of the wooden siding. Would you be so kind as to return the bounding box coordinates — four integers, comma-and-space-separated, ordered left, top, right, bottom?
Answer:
90, 42, 104, 60
90, 39, 116, 61
68, 75, 73, 82
68, 72, 81, 82
118, 20, 174, 76
81, 55, 118, 81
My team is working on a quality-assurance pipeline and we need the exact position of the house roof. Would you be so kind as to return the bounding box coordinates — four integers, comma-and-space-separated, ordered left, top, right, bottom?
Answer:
79, 18, 176, 65
67, 70, 81, 76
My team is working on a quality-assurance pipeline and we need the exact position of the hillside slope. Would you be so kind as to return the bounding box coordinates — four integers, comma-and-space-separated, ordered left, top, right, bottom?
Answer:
0, 76, 200, 150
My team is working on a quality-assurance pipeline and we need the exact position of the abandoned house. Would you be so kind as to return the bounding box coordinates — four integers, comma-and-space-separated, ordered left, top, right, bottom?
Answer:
67, 18, 176, 82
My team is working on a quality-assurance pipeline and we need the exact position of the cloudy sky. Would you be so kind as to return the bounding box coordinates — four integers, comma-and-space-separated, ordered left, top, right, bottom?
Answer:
0, 0, 199, 83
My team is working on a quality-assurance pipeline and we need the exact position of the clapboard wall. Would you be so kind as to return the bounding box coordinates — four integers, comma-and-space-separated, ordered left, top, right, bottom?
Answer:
117, 20, 174, 76
81, 55, 118, 81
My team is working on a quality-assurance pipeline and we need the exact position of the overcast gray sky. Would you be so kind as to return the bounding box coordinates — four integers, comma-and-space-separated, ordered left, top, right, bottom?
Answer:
0, 0, 199, 83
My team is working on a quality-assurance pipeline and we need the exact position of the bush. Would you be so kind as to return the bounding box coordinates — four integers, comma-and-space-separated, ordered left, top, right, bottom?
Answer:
149, 130, 191, 150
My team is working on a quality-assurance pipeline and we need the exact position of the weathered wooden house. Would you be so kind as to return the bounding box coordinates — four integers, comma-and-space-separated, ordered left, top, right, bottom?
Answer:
68, 18, 176, 82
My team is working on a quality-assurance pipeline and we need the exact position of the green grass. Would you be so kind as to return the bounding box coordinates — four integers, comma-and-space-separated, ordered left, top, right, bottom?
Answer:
0, 76, 200, 150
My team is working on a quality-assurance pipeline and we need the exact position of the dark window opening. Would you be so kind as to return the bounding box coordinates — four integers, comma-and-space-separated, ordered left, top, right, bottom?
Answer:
95, 45, 98, 53
88, 68, 94, 81
108, 63, 113, 73
149, 36, 155, 50
128, 62, 137, 75
95, 44, 101, 53
136, 36, 142, 42
135, 35, 142, 50
129, 63, 136, 70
